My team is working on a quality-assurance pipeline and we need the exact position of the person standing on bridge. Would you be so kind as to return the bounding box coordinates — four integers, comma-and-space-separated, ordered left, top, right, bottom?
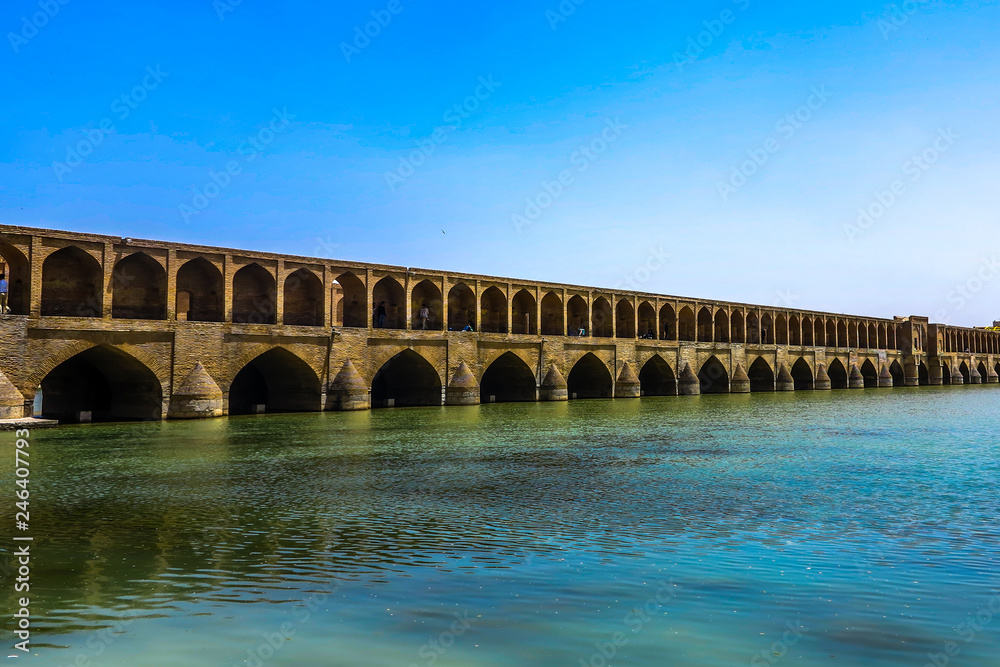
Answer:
375, 301, 387, 328
419, 303, 430, 329
0, 274, 8, 314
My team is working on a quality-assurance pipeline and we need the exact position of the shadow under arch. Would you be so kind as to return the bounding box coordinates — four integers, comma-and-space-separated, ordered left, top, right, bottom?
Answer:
699, 356, 729, 394
229, 348, 322, 414
481, 352, 536, 402
0, 240, 30, 314
827, 359, 849, 389
371, 350, 442, 408
889, 360, 905, 386
639, 356, 676, 396
748, 356, 775, 392
567, 353, 613, 399
40, 344, 163, 422
791, 358, 813, 390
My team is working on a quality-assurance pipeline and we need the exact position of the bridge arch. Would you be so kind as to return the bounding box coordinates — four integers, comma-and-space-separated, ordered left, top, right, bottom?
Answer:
678, 307, 695, 341
233, 263, 276, 324
334, 272, 367, 327
616, 299, 635, 339
941, 362, 952, 385
869, 324, 878, 348
447, 283, 476, 331
568, 353, 613, 399
789, 315, 800, 346
837, 321, 848, 348
761, 314, 774, 344
660, 304, 677, 340
959, 361, 971, 384
540, 291, 563, 335
371, 349, 442, 408
699, 356, 729, 394
802, 317, 814, 346
714, 309, 729, 343
283, 268, 324, 326
697, 307, 713, 342
860, 359, 879, 388
411, 279, 443, 331
639, 355, 676, 396
592, 298, 612, 337
41, 245, 102, 317
889, 360, 905, 386
731, 310, 745, 344
373, 276, 405, 329
481, 286, 508, 333
567, 295, 588, 336
858, 323, 869, 348
512, 289, 536, 335
826, 320, 836, 347
775, 314, 788, 345
828, 359, 849, 389
480, 352, 536, 402
111, 252, 166, 320
638, 301, 656, 339
39, 344, 164, 422
228, 347, 323, 414
978, 361, 989, 382
791, 357, 813, 390
747, 356, 775, 392
176, 257, 223, 322
918, 361, 929, 385
0, 240, 29, 314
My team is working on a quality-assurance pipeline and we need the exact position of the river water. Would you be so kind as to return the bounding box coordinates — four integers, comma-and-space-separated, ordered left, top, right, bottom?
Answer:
3, 386, 999, 666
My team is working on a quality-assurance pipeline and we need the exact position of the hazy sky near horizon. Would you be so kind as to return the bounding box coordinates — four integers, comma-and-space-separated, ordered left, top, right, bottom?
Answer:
2, 0, 999, 326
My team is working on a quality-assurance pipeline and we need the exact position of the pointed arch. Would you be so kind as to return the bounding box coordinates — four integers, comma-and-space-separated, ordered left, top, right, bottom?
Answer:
567, 295, 589, 336
660, 304, 677, 340
447, 283, 476, 331
889, 360, 904, 387
334, 272, 367, 327
540, 291, 564, 336
283, 268, 324, 326
814, 318, 825, 347
860, 359, 879, 388
941, 363, 952, 385
714, 309, 729, 343
858, 323, 869, 348
511, 289, 536, 335
837, 321, 848, 348
959, 361, 971, 384
775, 314, 788, 345
697, 307, 713, 342
730, 310, 746, 344
371, 349, 442, 408
789, 315, 801, 346
233, 263, 276, 324
110, 252, 166, 320
827, 359, 849, 389
869, 324, 878, 348
481, 286, 508, 333
372, 276, 405, 329
802, 317, 814, 346
761, 314, 774, 344
639, 356, 676, 396
0, 240, 29, 315
567, 353, 613, 399
615, 299, 635, 339
177, 257, 223, 322
481, 352, 536, 402
791, 358, 813, 390
591, 297, 612, 338
39, 344, 163, 422
678, 307, 696, 341
41, 245, 103, 317
699, 356, 729, 394
228, 347, 322, 414
979, 361, 990, 383
747, 357, 775, 392
747, 312, 759, 344
638, 301, 656, 339
826, 320, 836, 348
411, 279, 444, 331
918, 361, 929, 386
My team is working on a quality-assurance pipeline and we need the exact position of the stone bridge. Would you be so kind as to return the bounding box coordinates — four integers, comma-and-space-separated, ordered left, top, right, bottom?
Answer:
0, 224, 996, 422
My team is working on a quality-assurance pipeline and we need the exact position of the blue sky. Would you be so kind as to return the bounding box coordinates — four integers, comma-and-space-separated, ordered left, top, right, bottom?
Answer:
2, 0, 999, 326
